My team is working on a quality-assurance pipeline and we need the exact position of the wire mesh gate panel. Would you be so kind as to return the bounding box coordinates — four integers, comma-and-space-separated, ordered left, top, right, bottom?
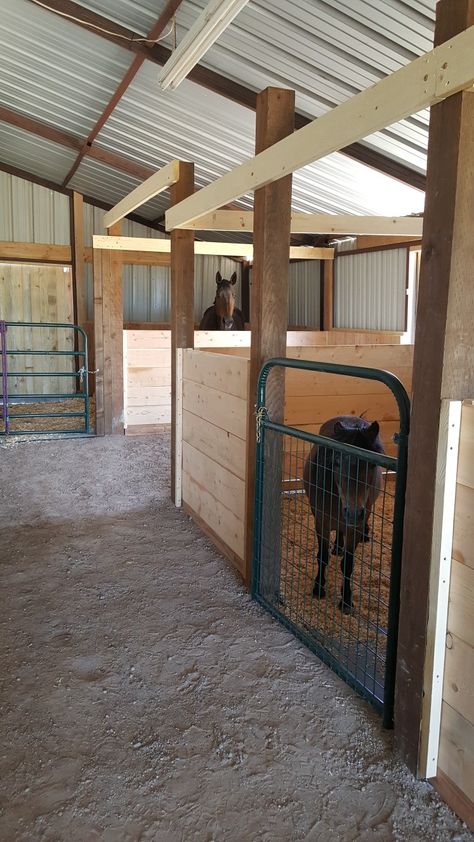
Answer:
252, 358, 410, 726
0, 321, 91, 436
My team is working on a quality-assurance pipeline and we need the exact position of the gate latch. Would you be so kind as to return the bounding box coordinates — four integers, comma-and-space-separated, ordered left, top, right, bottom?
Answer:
77, 366, 100, 385
255, 405, 268, 443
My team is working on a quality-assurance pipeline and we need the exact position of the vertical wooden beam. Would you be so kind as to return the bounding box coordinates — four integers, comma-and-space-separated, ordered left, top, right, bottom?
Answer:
322, 259, 334, 330
93, 220, 123, 435
395, 0, 474, 773
70, 192, 87, 326
241, 260, 251, 324
244, 87, 294, 585
170, 162, 195, 505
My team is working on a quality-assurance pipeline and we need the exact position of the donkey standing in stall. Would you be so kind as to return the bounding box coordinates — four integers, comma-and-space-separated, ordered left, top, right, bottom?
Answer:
303, 416, 385, 614
199, 272, 245, 330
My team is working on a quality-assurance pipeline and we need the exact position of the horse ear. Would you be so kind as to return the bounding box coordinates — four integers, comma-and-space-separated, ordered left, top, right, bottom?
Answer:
367, 421, 380, 440
230, 272, 237, 285
216, 271, 222, 284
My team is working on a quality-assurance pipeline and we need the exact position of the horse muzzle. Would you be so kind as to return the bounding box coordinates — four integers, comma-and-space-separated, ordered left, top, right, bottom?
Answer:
343, 505, 365, 525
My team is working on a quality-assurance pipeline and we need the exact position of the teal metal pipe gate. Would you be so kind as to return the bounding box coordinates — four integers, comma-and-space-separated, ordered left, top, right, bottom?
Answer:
0, 321, 91, 436
252, 358, 410, 727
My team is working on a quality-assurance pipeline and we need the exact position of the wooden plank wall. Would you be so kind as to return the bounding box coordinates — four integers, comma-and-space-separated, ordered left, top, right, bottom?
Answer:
124, 330, 171, 432
124, 330, 410, 442
436, 402, 474, 828
181, 349, 249, 577
0, 262, 75, 395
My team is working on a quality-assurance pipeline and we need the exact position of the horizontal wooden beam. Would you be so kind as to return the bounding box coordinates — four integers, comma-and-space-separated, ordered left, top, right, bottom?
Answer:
83, 247, 170, 266
165, 27, 474, 231
103, 161, 180, 228
92, 235, 333, 260
0, 241, 72, 263
186, 210, 424, 236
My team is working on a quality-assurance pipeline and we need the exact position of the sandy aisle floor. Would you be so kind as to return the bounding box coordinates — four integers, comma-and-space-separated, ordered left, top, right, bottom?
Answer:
0, 434, 470, 842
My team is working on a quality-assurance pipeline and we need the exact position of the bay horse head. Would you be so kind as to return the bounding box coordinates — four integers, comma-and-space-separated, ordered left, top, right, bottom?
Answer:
330, 418, 381, 526
214, 271, 237, 330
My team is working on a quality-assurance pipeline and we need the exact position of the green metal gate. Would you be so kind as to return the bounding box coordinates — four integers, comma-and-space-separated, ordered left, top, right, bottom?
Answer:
0, 321, 91, 436
252, 358, 410, 727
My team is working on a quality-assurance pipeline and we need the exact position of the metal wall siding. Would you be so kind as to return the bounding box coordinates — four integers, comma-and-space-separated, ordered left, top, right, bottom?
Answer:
0, 172, 70, 244
287, 261, 321, 328
249, 261, 321, 327
334, 249, 407, 331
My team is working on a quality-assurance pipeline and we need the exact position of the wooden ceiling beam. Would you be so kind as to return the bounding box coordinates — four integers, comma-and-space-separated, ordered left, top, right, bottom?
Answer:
30, 0, 426, 191
0, 105, 156, 182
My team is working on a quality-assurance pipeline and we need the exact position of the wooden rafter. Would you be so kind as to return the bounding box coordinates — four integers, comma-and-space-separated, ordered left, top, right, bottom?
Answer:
165, 26, 474, 231
103, 161, 180, 228
29, 0, 426, 191
0, 105, 156, 182
61, 0, 183, 187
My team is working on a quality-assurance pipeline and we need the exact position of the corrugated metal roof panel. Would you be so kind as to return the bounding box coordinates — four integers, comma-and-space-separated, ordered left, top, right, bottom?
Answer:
165, 0, 434, 173
77, 0, 169, 34
0, 122, 78, 184
0, 0, 134, 137
334, 248, 407, 330
96, 63, 424, 217
0, 172, 70, 244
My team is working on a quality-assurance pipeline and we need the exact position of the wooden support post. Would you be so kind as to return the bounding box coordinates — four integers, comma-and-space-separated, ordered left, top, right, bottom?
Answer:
322, 259, 334, 330
70, 191, 95, 394
395, 0, 474, 774
71, 192, 87, 326
241, 260, 250, 324
244, 87, 294, 586
170, 162, 195, 505
93, 220, 123, 435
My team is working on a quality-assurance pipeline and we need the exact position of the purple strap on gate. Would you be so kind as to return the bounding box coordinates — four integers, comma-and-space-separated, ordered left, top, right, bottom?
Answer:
0, 321, 9, 435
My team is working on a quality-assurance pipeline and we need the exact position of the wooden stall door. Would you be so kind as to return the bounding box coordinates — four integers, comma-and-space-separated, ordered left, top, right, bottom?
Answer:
435, 402, 474, 830
0, 262, 74, 395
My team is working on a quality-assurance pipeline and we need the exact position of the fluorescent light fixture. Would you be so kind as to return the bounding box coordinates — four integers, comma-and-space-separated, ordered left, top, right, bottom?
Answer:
159, 0, 250, 91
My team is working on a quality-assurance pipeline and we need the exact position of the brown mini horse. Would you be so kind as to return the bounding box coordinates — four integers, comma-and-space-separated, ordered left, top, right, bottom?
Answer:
199, 272, 245, 330
303, 416, 384, 613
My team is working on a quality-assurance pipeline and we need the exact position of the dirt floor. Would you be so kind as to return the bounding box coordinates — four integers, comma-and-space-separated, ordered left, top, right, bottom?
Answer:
0, 434, 471, 842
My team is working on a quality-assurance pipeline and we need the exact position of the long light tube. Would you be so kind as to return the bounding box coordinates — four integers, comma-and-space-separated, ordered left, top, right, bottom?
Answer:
159, 0, 250, 91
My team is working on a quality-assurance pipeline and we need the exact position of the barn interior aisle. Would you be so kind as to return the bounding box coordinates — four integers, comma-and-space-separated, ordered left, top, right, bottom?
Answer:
0, 434, 469, 842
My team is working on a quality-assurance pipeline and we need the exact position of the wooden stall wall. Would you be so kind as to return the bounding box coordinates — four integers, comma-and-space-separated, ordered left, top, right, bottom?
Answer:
436, 402, 474, 829
284, 344, 414, 459
0, 262, 74, 395
181, 349, 249, 577
124, 330, 171, 433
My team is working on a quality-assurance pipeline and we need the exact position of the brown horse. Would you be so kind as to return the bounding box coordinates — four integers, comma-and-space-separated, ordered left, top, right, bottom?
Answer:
303, 416, 384, 613
199, 272, 245, 330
